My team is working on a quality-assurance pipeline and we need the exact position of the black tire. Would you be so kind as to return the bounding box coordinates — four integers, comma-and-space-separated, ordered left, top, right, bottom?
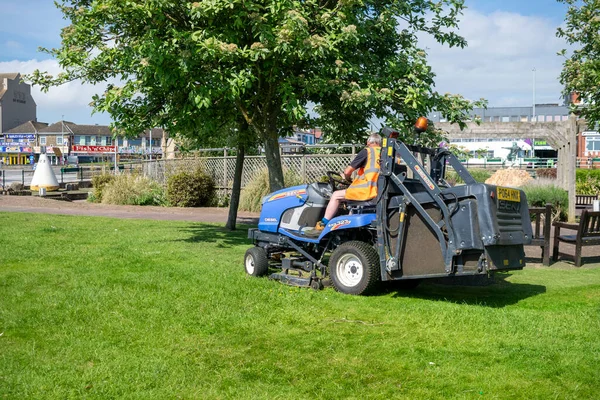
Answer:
329, 241, 380, 295
244, 247, 269, 277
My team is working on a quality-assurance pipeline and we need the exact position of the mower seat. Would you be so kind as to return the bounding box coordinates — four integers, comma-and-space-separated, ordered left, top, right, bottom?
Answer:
345, 199, 377, 215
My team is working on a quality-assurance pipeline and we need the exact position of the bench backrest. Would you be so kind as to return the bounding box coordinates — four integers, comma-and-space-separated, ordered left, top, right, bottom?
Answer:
575, 194, 599, 205
579, 210, 600, 238
529, 203, 552, 240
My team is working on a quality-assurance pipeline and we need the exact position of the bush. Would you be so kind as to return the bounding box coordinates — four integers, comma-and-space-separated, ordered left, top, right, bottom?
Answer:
101, 174, 166, 206
239, 169, 304, 212
522, 183, 568, 221
166, 169, 215, 207
446, 168, 493, 185
535, 168, 557, 180
576, 169, 600, 195
90, 174, 115, 203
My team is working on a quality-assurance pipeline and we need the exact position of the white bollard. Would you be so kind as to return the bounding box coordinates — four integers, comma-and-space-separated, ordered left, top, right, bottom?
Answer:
39, 187, 47, 197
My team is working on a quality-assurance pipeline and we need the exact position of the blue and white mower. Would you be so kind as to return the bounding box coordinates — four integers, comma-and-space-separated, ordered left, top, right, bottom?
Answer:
245, 123, 533, 295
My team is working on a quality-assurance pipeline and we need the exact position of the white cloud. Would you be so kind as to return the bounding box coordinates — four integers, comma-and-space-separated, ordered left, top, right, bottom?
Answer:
420, 9, 569, 107
0, 59, 112, 125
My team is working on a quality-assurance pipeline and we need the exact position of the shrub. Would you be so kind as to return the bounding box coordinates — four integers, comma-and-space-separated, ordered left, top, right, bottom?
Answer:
101, 174, 166, 206
166, 169, 215, 207
535, 168, 557, 180
446, 168, 492, 185
239, 169, 304, 212
522, 183, 568, 221
575, 170, 600, 195
90, 174, 115, 203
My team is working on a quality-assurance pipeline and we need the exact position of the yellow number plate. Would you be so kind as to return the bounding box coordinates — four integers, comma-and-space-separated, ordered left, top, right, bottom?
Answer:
497, 187, 521, 202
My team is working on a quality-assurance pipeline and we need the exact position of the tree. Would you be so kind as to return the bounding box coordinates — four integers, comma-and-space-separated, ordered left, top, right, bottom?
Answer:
29, 0, 482, 195
557, 0, 600, 125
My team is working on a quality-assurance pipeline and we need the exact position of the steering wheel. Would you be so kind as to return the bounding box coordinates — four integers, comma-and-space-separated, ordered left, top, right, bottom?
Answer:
326, 170, 351, 191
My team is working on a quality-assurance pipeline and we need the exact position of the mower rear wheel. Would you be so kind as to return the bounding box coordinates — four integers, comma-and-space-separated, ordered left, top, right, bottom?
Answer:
329, 241, 380, 295
244, 247, 269, 277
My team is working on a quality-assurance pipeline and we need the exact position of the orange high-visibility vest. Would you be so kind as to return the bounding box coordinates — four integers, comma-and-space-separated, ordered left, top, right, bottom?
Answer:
345, 146, 381, 201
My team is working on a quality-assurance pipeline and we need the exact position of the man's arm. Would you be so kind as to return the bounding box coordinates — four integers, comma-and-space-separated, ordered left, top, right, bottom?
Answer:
342, 165, 356, 181
343, 148, 368, 180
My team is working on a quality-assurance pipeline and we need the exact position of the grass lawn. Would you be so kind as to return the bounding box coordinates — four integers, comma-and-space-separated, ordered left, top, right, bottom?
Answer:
1, 212, 599, 399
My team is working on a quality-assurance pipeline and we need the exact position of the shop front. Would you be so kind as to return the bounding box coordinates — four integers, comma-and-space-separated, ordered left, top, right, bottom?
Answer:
0, 134, 35, 165
71, 144, 117, 163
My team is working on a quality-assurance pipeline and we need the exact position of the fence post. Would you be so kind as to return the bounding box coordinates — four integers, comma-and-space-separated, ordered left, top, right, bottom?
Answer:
223, 148, 228, 191
352, 144, 356, 156
301, 153, 307, 183
22, 169, 25, 185
61, 169, 64, 183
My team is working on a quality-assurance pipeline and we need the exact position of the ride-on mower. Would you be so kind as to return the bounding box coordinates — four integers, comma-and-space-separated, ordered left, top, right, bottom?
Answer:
245, 119, 533, 295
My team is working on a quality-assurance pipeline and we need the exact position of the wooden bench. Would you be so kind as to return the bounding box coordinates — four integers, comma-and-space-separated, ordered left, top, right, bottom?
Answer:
552, 209, 600, 267
527, 204, 552, 266
575, 194, 598, 209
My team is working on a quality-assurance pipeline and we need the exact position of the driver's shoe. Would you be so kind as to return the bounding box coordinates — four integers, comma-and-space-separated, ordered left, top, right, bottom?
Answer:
305, 221, 326, 236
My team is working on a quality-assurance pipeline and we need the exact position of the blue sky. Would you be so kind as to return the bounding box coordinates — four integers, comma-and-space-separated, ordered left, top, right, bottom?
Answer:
0, 0, 572, 127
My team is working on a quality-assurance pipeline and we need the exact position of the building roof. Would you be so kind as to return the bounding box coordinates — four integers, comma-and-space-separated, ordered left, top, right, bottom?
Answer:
0, 73, 20, 100
39, 121, 113, 135
5, 120, 48, 133
0, 73, 20, 80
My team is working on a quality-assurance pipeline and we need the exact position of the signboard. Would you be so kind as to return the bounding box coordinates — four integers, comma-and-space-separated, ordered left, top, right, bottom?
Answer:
72, 145, 116, 153
6, 134, 35, 140
0, 146, 33, 153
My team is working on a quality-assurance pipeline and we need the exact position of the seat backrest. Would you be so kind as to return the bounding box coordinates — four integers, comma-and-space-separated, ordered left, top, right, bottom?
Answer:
529, 203, 552, 240
579, 210, 600, 237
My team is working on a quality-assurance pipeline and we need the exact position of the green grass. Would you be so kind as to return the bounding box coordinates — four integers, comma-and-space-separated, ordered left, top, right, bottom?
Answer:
1, 213, 599, 399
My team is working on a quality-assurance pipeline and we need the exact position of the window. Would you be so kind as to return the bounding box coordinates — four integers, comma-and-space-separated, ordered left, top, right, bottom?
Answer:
85, 136, 91, 145
586, 137, 600, 152
501, 116, 510, 122
40, 136, 46, 145
56, 136, 63, 145
106, 137, 112, 146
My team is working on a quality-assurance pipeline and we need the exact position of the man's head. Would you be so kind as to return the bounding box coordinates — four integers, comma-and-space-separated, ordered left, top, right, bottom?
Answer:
366, 133, 382, 147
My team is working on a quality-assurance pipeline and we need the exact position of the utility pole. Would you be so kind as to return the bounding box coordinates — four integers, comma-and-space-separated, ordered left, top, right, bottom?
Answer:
532, 68, 536, 121
532, 68, 536, 157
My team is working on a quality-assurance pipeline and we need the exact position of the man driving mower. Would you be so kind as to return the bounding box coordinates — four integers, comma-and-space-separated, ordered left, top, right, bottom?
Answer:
307, 133, 382, 235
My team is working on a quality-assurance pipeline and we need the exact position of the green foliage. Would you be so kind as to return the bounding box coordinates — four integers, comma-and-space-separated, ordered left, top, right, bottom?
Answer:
28, 0, 483, 193
166, 169, 216, 207
446, 168, 492, 185
91, 173, 115, 203
522, 183, 569, 221
101, 174, 166, 206
576, 169, 600, 195
239, 169, 303, 212
557, 0, 600, 126
2, 213, 600, 398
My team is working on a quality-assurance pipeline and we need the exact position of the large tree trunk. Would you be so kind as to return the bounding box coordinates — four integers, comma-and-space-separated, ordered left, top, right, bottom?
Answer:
263, 130, 284, 192
226, 144, 245, 231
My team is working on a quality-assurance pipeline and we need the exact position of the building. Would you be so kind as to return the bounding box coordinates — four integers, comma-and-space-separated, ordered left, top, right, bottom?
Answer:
0, 73, 37, 133
429, 104, 570, 124
1, 121, 46, 165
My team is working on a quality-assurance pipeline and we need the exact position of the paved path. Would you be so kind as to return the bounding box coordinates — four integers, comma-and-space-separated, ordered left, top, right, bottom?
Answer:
0, 195, 260, 225
1, 194, 597, 267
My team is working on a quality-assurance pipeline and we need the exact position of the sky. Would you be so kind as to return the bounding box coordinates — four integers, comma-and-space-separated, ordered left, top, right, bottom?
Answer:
0, 0, 572, 127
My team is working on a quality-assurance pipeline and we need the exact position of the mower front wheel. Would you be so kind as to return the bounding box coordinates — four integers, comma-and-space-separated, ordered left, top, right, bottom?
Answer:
329, 241, 380, 295
244, 247, 269, 277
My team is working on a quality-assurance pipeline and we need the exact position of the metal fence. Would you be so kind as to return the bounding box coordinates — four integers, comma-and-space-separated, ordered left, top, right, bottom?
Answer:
139, 154, 354, 192
2, 153, 596, 192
